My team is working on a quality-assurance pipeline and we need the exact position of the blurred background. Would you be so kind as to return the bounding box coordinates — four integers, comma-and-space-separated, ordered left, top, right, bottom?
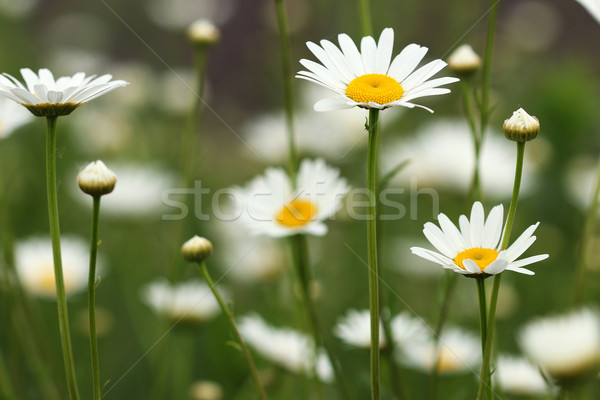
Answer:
1, 0, 600, 399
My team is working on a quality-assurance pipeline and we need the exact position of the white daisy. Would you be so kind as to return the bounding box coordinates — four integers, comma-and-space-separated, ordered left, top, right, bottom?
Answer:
0, 68, 128, 117
0, 96, 33, 139
238, 314, 333, 382
14, 236, 93, 298
519, 308, 600, 381
565, 156, 599, 212
334, 309, 385, 348
398, 327, 481, 374
495, 355, 552, 396
234, 158, 349, 237
410, 201, 549, 277
142, 279, 221, 323
391, 312, 431, 347
296, 27, 458, 112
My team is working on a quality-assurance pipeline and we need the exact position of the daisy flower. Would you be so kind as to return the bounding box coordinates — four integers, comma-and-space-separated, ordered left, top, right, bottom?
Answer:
238, 313, 333, 382
0, 96, 33, 139
495, 355, 552, 396
334, 309, 385, 348
14, 236, 93, 298
296, 27, 458, 112
0, 68, 128, 117
519, 308, 600, 381
410, 201, 549, 277
234, 158, 349, 237
142, 279, 221, 323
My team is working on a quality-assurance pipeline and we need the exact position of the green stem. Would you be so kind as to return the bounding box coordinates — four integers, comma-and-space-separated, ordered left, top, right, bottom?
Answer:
573, 156, 600, 305
290, 235, 350, 399
477, 141, 526, 400
199, 263, 268, 400
380, 307, 405, 400
426, 272, 458, 400
357, 0, 373, 36
479, 0, 499, 135
461, 79, 482, 203
45, 116, 80, 400
273, 0, 298, 181
0, 347, 16, 400
366, 109, 380, 400
88, 196, 102, 400
476, 279, 487, 354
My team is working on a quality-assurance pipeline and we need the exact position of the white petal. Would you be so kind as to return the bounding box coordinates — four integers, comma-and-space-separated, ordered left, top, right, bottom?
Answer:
504, 267, 535, 275
483, 258, 508, 275
482, 204, 504, 249
469, 202, 485, 248
459, 215, 471, 247
47, 91, 63, 103
10, 87, 40, 104
360, 35, 377, 74
299, 59, 346, 91
0, 89, 25, 103
462, 259, 481, 274
320, 40, 355, 82
438, 213, 466, 250
338, 33, 365, 76
410, 247, 452, 266
33, 84, 48, 103
504, 223, 540, 261
314, 97, 355, 112
423, 222, 458, 258
38, 69, 56, 90
401, 60, 448, 91
306, 41, 350, 83
388, 44, 428, 82
400, 88, 451, 103
20, 68, 39, 92
375, 28, 394, 74
508, 254, 548, 268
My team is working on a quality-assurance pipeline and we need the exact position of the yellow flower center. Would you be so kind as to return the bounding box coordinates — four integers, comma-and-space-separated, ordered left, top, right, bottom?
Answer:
453, 248, 499, 272
435, 347, 462, 373
275, 199, 317, 227
345, 74, 404, 105
31, 262, 75, 296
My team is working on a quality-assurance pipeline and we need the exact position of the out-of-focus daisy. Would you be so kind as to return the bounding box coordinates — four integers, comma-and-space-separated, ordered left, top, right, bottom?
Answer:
70, 108, 134, 154
519, 309, 600, 381
14, 236, 92, 298
0, 96, 33, 139
234, 158, 349, 237
380, 119, 548, 198
244, 110, 367, 162
0, 68, 128, 117
142, 279, 221, 323
334, 309, 385, 348
296, 27, 458, 112
411, 201, 549, 277
565, 156, 599, 212
211, 219, 286, 283
575, 0, 600, 24
398, 327, 481, 374
72, 163, 176, 218
391, 312, 430, 346
495, 355, 552, 396
238, 314, 333, 382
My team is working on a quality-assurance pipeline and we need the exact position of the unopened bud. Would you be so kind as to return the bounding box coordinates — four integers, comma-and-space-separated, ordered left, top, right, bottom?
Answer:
503, 108, 540, 142
182, 236, 213, 263
187, 19, 220, 46
77, 160, 117, 197
447, 44, 481, 76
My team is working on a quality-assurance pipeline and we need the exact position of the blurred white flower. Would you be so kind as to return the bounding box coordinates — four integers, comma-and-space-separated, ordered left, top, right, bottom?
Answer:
565, 156, 598, 212
142, 279, 221, 323
334, 309, 385, 348
238, 314, 333, 382
519, 308, 600, 380
49, 49, 108, 78
189, 380, 223, 400
211, 219, 286, 283
0, 68, 128, 117
575, 0, 600, 24
70, 108, 134, 154
495, 355, 552, 396
72, 163, 176, 218
505, 1, 561, 52
244, 110, 367, 162
14, 236, 92, 299
391, 312, 431, 346
380, 119, 549, 198
0, 96, 33, 139
156, 69, 201, 114
147, 0, 234, 30
398, 327, 481, 374
234, 158, 349, 237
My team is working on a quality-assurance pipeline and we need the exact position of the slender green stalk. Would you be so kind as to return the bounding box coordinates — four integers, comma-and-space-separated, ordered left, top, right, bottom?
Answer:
366, 109, 381, 400
87, 196, 102, 400
199, 262, 268, 400
461, 79, 482, 202
380, 305, 405, 400
357, 0, 373, 36
476, 279, 487, 353
0, 347, 16, 400
273, 0, 298, 180
573, 156, 600, 305
479, 0, 499, 134
426, 272, 457, 400
45, 116, 80, 400
477, 142, 526, 400
290, 235, 350, 400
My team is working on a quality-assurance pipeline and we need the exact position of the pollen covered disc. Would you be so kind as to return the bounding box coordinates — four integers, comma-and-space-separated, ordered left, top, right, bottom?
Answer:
275, 200, 317, 227
345, 74, 404, 105
454, 248, 500, 272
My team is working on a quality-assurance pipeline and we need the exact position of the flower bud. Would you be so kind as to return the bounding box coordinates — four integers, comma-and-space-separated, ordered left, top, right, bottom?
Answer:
187, 19, 220, 46
77, 160, 117, 197
503, 108, 540, 142
447, 44, 481, 76
182, 236, 213, 263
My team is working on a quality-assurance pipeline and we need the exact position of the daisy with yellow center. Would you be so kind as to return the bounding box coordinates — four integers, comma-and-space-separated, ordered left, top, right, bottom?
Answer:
235, 158, 349, 237
411, 202, 549, 277
296, 28, 459, 112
